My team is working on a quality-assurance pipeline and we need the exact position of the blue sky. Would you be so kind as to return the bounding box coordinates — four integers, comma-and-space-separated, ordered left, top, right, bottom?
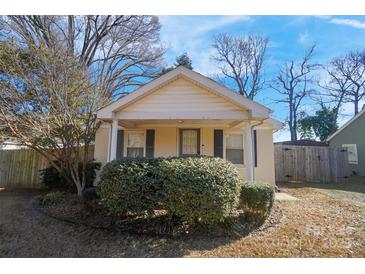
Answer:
159, 15, 365, 141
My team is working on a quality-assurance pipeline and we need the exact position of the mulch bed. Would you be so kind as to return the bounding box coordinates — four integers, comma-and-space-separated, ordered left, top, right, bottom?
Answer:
33, 193, 282, 238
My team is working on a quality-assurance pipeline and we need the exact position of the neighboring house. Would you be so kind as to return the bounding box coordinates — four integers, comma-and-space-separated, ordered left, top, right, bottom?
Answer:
327, 108, 365, 176
94, 66, 282, 184
0, 139, 27, 150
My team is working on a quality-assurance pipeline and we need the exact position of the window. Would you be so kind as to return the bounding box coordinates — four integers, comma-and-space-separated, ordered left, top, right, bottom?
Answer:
126, 132, 144, 157
180, 129, 200, 156
226, 134, 244, 164
342, 144, 358, 164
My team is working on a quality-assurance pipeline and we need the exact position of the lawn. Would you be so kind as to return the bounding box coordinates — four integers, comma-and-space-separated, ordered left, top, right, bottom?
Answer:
0, 179, 364, 257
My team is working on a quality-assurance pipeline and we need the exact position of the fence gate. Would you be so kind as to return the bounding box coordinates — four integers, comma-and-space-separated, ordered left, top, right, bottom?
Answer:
274, 145, 350, 183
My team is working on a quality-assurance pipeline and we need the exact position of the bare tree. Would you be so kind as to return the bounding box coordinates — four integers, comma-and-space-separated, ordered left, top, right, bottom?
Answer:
0, 16, 164, 195
317, 61, 352, 121
270, 45, 319, 141
212, 33, 268, 100
320, 51, 365, 116
0, 42, 100, 195
1, 15, 164, 100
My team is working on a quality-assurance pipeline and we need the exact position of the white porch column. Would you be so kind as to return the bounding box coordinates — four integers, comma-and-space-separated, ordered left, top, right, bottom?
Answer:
244, 125, 254, 182
110, 119, 118, 161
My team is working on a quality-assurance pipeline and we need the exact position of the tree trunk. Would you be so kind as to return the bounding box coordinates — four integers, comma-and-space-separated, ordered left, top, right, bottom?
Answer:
289, 100, 297, 141
354, 96, 359, 115
293, 111, 298, 141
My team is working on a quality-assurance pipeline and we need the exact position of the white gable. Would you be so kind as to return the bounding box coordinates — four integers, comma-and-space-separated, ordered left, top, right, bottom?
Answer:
97, 66, 272, 120
115, 77, 249, 120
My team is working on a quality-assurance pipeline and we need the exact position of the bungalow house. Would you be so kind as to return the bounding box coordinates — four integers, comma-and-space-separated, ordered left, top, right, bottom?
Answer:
94, 66, 282, 184
327, 108, 365, 176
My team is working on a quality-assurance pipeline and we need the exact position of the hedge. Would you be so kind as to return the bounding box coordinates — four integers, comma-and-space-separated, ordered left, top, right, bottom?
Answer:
97, 157, 243, 224
97, 158, 163, 217
239, 181, 275, 222
160, 157, 242, 224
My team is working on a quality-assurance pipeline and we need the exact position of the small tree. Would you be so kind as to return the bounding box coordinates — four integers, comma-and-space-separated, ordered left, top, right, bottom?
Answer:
161, 52, 193, 74
0, 42, 101, 196
298, 105, 338, 142
174, 52, 193, 69
212, 33, 269, 100
270, 45, 319, 141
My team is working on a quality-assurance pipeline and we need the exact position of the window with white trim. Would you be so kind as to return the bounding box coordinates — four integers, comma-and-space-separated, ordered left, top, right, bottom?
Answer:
342, 144, 358, 164
126, 132, 144, 157
226, 134, 244, 164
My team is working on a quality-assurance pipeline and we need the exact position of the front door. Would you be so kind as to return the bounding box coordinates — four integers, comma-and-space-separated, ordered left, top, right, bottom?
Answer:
179, 129, 200, 156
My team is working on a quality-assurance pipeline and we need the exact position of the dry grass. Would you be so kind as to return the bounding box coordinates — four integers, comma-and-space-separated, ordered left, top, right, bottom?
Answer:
189, 186, 365, 257
0, 183, 364, 257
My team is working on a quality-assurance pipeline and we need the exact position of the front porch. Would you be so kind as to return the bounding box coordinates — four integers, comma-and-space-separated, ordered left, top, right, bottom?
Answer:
94, 118, 277, 183
113, 120, 256, 180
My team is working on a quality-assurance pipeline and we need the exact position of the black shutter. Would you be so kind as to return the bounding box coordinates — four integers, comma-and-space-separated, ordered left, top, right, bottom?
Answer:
254, 130, 257, 167
116, 130, 124, 160
214, 129, 223, 158
146, 129, 155, 158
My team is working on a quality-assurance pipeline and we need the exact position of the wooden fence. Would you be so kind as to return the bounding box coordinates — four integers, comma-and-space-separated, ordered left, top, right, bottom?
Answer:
0, 146, 94, 188
274, 145, 350, 183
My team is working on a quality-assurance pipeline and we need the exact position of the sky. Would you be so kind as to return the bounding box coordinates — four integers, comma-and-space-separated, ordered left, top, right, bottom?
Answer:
158, 15, 365, 141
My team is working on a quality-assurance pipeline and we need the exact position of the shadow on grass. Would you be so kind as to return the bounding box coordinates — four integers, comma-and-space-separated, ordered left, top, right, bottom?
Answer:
1, 189, 277, 258
277, 175, 365, 194
84, 217, 264, 258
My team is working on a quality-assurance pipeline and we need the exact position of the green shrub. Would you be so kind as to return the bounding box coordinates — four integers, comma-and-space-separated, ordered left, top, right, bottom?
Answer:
97, 158, 163, 217
239, 181, 275, 222
97, 157, 243, 224
160, 157, 242, 224
40, 160, 101, 192
41, 191, 65, 206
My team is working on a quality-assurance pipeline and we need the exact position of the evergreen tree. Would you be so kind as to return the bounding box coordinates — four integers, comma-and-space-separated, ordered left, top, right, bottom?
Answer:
298, 106, 338, 142
174, 52, 193, 69
160, 52, 193, 75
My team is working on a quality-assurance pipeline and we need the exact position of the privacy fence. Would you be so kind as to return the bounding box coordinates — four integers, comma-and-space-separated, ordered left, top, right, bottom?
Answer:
0, 146, 94, 188
0, 144, 351, 188
274, 145, 350, 183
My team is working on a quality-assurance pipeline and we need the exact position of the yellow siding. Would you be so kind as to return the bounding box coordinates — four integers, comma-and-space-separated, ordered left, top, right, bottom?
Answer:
94, 127, 109, 166
254, 129, 275, 184
116, 77, 248, 119
93, 125, 276, 185
155, 128, 178, 157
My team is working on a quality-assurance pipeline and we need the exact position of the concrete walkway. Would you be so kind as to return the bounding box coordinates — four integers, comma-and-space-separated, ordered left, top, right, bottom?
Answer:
275, 192, 298, 201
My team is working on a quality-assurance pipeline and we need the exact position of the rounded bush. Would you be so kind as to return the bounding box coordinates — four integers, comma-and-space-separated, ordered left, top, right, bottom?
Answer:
160, 157, 242, 224
97, 158, 163, 217
97, 157, 243, 224
239, 181, 275, 221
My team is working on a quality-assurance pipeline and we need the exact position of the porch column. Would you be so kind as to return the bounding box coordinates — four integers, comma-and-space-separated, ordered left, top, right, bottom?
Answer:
110, 119, 118, 161
244, 125, 254, 182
